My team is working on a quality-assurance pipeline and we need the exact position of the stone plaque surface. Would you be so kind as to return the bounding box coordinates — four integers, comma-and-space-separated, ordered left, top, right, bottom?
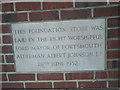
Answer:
12, 19, 106, 72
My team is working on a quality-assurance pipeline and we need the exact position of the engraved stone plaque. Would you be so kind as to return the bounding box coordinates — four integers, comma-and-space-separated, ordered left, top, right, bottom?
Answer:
12, 19, 106, 72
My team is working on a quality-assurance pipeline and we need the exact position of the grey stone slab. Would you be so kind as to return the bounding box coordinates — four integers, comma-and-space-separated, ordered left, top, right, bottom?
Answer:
12, 19, 106, 72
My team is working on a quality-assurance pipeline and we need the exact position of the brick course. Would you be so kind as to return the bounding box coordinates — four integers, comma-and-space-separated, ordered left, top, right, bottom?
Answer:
94, 6, 119, 17
78, 81, 106, 88
8, 74, 35, 81
2, 83, 24, 88
16, 2, 41, 11
66, 72, 93, 80
54, 82, 77, 88
61, 9, 91, 19
2, 3, 14, 12
30, 11, 59, 21
43, 2, 73, 9
37, 73, 64, 80
25, 82, 52, 88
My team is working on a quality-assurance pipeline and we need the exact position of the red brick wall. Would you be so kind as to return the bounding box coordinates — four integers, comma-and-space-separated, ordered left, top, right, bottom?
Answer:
0, 1, 120, 89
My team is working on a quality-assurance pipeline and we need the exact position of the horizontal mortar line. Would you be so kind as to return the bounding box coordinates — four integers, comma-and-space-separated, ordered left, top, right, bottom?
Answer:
106, 16, 120, 19
0, 71, 95, 74
107, 28, 120, 31
1, 69, 120, 74
107, 59, 120, 61
0, 34, 12, 35
0, 23, 11, 25
0, 0, 120, 3
0, 79, 119, 83
0, 70, 102, 74
0, 4, 119, 14
0, 44, 13, 46
107, 27, 120, 30
0, 63, 14, 65
0, 1, 24, 4
0, 53, 14, 55
107, 69, 120, 71
1, 71, 95, 74
0, 22, 30, 25
107, 38, 120, 40
107, 49, 120, 51
91, 16, 120, 19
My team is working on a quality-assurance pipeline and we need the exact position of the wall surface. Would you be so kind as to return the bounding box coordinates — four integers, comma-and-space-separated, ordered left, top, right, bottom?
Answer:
0, 1, 120, 89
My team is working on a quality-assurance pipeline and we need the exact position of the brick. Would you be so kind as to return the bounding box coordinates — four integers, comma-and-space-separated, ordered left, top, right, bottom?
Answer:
37, 73, 64, 80
1, 25, 11, 33
61, 9, 91, 20
107, 40, 120, 49
108, 18, 120, 27
1, 64, 15, 72
107, 61, 120, 69
75, 2, 107, 8
16, 13, 28, 22
54, 82, 77, 88
95, 71, 108, 79
16, 2, 41, 11
2, 46, 13, 53
78, 81, 106, 88
94, 6, 119, 17
6, 55, 14, 63
30, 11, 59, 21
107, 51, 120, 59
66, 72, 93, 80
109, 1, 120, 4
43, 2, 73, 9
0, 55, 4, 63
108, 29, 120, 38
2, 74, 7, 81
2, 13, 27, 23
2, 14, 17, 23
3, 35, 13, 44
2, 83, 24, 88
108, 70, 120, 79
2, 3, 14, 12
8, 74, 35, 81
25, 82, 52, 88
108, 80, 120, 88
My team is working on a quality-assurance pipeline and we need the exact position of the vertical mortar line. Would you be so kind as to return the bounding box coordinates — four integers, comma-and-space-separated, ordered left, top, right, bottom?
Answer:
73, 0, 75, 8
58, 10, 61, 20
107, 0, 110, 4
63, 73, 66, 80
27, 12, 30, 22
0, 35, 3, 44
41, 0, 43, 10
106, 81, 109, 88
52, 81, 54, 88
23, 82, 26, 88
3, 55, 6, 63
91, 8, 94, 18
6, 73, 9, 81
35, 73, 37, 81
76, 81, 79, 88
13, 2, 16, 11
